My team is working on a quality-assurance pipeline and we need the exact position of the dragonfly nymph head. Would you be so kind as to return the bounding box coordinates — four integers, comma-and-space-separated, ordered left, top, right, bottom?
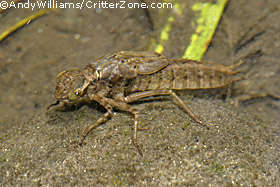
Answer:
54, 68, 89, 102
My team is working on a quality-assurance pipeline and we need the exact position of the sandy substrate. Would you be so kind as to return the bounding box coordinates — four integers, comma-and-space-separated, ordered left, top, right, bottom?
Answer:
1, 98, 279, 186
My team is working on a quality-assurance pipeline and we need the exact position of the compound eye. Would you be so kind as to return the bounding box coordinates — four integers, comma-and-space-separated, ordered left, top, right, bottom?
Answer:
74, 88, 82, 96
69, 88, 83, 101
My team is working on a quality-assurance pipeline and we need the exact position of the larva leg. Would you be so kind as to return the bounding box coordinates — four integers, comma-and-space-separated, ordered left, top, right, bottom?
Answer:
104, 98, 143, 157
79, 103, 113, 145
124, 90, 208, 129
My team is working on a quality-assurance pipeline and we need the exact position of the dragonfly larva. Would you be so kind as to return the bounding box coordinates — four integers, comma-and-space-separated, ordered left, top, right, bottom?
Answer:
48, 51, 243, 156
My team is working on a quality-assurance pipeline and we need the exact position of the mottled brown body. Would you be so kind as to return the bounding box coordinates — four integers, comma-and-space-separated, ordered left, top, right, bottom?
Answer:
126, 59, 241, 92
48, 51, 243, 156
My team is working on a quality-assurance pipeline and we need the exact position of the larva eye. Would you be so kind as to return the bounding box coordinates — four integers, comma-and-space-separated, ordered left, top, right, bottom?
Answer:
69, 88, 82, 101
74, 88, 82, 96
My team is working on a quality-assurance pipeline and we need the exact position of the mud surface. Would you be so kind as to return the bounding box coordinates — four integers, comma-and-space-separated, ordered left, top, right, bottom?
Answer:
0, 0, 279, 186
